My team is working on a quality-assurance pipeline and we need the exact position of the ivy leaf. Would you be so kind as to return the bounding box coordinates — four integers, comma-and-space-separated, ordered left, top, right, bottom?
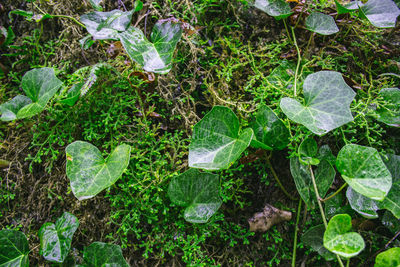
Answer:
302, 224, 336, 261
168, 168, 222, 223
317, 145, 336, 167
298, 138, 320, 165
189, 106, 253, 171
81, 10, 134, 40
382, 210, 400, 234
83, 242, 129, 267
59, 83, 82, 107
376, 88, 400, 127
250, 105, 290, 150
280, 71, 356, 135
325, 192, 347, 220
346, 186, 379, 219
252, 0, 293, 20
88, 0, 103, 11
378, 154, 400, 218
0, 95, 32, 121
335, 0, 363, 14
38, 212, 79, 263
360, 0, 400, 28
323, 214, 365, 258
65, 141, 131, 200
374, 247, 400, 267
306, 12, 339, 35
336, 144, 392, 201
118, 20, 182, 74
0, 230, 29, 266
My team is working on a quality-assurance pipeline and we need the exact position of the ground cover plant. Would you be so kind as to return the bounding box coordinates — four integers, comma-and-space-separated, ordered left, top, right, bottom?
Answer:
0, 0, 400, 266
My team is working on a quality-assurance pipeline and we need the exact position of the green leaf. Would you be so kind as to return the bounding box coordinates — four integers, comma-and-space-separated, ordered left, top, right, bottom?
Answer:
335, 0, 363, 14
168, 168, 222, 223
376, 88, 400, 127
38, 212, 79, 263
382, 210, 400, 234
0, 230, 29, 267
0, 95, 32, 121
59, 83, 82, 107
323, 214, 365, 258
80, 10, 134, 40
305, 12, 339, 35
118, 20, 183, 74
378, 154, 400, 218
252, 0, 293, 20
325, 191, 346, 220
188, 106, 253, 170
336, 144, 392, 201
298, 138, 320, 165
302, 224, 336, 261
317, 145, 336, 167
79, 35, 95, 50
88, 0, 103, 11
375, 247, 400, 267
65, 141, 131, 200
134, 0, 144, 12
250, 105, 290, 150
280, 71, 356, 135
346, 186, 379, 219
267, 60, 296, 87
360, 0, 400, 28
0, 26, 15, 48
8, 10, 33, 22
83, 242, 129, 267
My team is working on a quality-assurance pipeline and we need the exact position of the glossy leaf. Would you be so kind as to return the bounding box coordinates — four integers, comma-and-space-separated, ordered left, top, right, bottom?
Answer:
346, 186, 379, 219
298, 138, 320, 165
252, 0, 293, 20
83, 242, 129, 267
81, 10, 134, 40
306, 12, 339, 35
168, 168, 222, 223
374, 247, 400, 267
302, 224, 335, 261
59, 83, 82, 107
66, 141, 131, 200
88, 0, 103, 11
379, 154, 400, 218
336, 144, 392, 201
189, 106, 253, 170
39, 212, 79, 263
0, 95, 32, 121
118, 20, 182, 74
250, 105, 290, 150
360, 0, 400, 28
382, 210, 400, 234
0, 230, 29, 266
280, 71, 356, 135
335, 0, 363, 14
325, 192, 345, 220
323, 214, 365, 258
376, 88, 400, 127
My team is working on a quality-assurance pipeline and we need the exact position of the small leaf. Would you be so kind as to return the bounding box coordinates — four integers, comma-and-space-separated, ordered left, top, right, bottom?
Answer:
374, 247, 400, 267
83, 242, 129, 267
134, 0, 144, 12
323, 214, 365, 258
325, 192, 346, 220
39, 212, 79, 263
267, 60, 296, 87
189, 106, 253, 170
346, 186, 379, 219
298, 138, 320, 165
59, 83, 82, 107
252, 0, 293, 20
382, 210, 400, 234
8, 9, 33, 22
0, 95, 32, 121
336, 144, 392, 201
88, 0, 103, 11
306, 12, 339, 35
317, 145, 336, 167
81, 10, 134, 40
335, 0, 363, 14
376, 88, 400, 127
360, 0, 400, 28
0, 230, 29, 266
302, 224, 335, 261
119, 20, 182, 74
0, 26, 15, 48
280, 71, 356, 135
378, 154, 400, 218
168, 168, 222, 223
66, 141, 131, 200
250, 105, 290, 150
79, 35, 95, 50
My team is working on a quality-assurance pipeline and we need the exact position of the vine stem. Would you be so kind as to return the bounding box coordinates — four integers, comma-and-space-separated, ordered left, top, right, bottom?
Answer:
321, 183, 347, 202
309, 165, 345, 267
32, 2, 86, 28
292, 198, 302, 267
291, 27, 301, 97
283, 19, 293, 43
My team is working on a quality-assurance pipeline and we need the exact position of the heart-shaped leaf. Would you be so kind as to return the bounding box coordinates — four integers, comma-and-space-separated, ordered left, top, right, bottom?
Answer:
81, 10, 134, 40
360, 0, 400, 28
38, 212, 79, 263
189, 106, 253, 170
118, 20, 182, 74
0, 95, 32, 121
346, 186, 379, 219
336, 144, 392, 201
306, 12, 339, 35
298, 138, 320, 165
335, 0, 363, 14
168, 168, 222, 223
252, 0, 293, 20
280, 71, 356, 135
376, 88, 400, 127
323, 214, 365, 258
66, 141, 131, 200
250, 105, 290, 150
0, 230, 29, 266
302, 224, 336, 261
83, 242, 129, 267
374, 247, 400, 267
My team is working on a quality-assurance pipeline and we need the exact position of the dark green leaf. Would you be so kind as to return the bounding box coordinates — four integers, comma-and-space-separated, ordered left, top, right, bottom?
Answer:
317, 145, 336, 167
374, 247, 400, 267
346, 186, 379, 219
280, 71, 356, 135
189, 106, 253, 170
298, 138, 319, 165
382, 210, 400, 234
0, 230, 29, 267
335, 0, 363, 14
39, 212, 79, 263
302, 224, 335, 261
376, 88, 400, 127
0, 95, 32, 121
168, 168, 222, 223
66, 141, 131, 200
360, 0, 400, 28
305, 12, 339, 35
379, 154, 400, 218
59, 83, 82, 107
252, 0, 293, 20
88, 0, 103, 11
8, 10, 33, 22
83, 242, 129, 267
250, 105, 290, 150
79, 35, 95, 50
267, 60, 295, 87
0, 26, 15, 48
325, 192, 345, 220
